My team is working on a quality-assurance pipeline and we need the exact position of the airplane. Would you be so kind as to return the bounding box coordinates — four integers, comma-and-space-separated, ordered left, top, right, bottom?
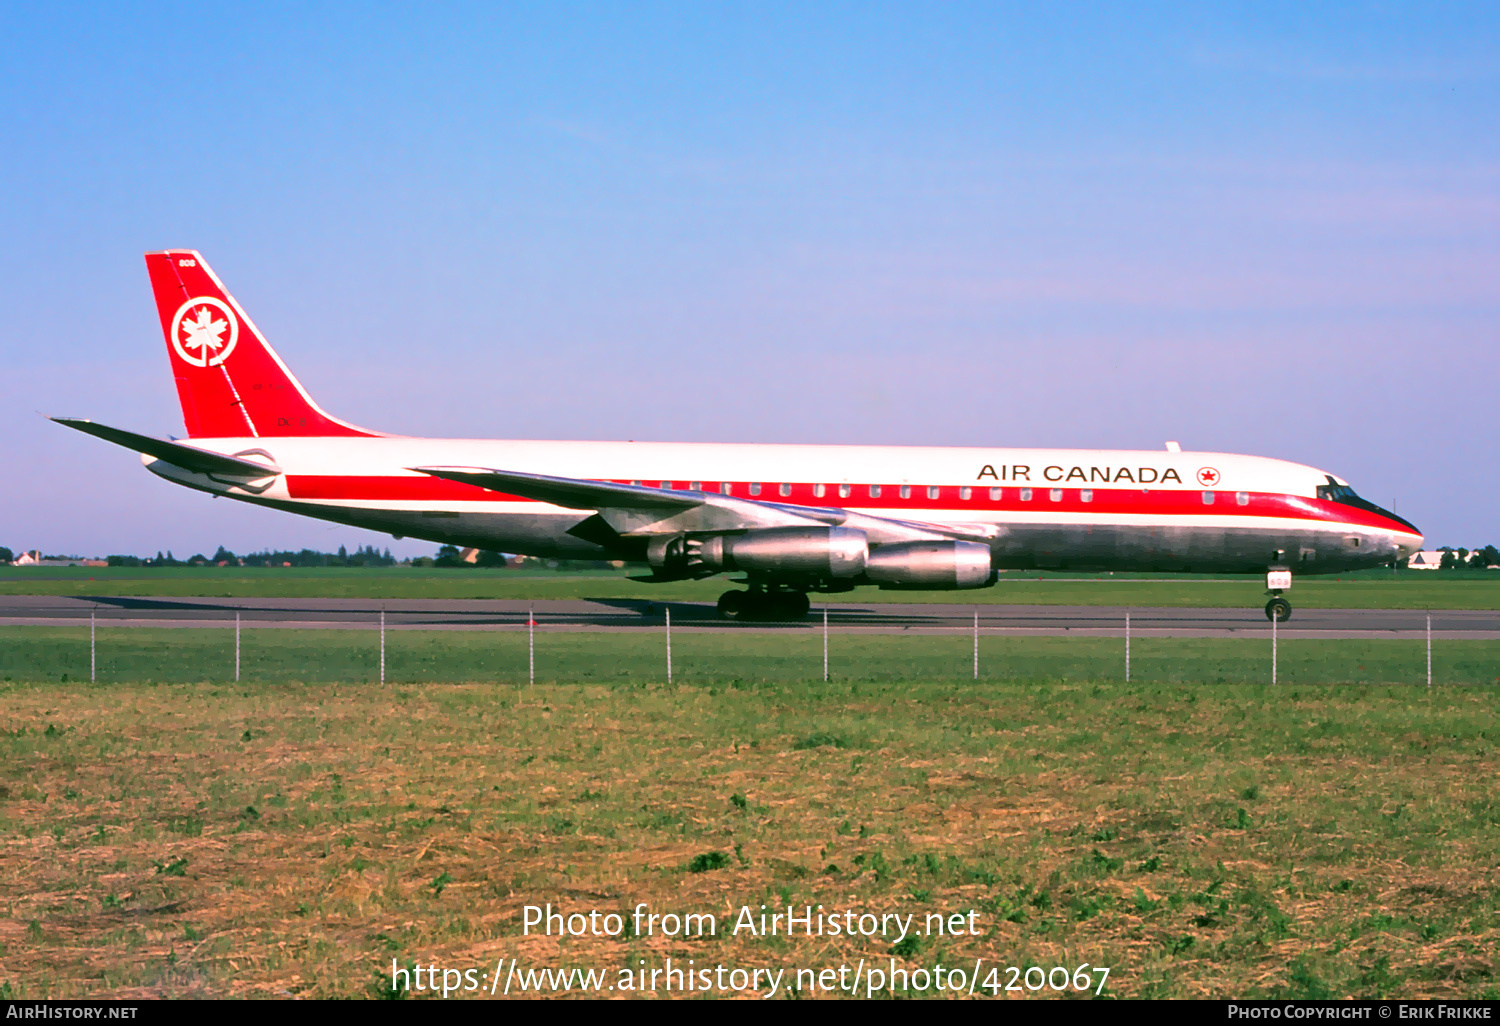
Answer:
55, 250, 1424, 623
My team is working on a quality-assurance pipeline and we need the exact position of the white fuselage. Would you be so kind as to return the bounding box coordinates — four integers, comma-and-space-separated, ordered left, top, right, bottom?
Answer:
145, 436, 1424, 575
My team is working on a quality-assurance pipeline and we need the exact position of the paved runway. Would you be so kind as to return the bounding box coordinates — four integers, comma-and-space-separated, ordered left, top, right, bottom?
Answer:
1, 595, 1496, 638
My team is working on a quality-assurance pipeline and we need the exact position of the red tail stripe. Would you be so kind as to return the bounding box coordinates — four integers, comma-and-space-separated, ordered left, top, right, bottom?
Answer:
144, 250, 376, 439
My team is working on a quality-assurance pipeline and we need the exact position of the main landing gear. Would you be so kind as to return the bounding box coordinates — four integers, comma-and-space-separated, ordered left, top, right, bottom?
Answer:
717, 588, 811, 621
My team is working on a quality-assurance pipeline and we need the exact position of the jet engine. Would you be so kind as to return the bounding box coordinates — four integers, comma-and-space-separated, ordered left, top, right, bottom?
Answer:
865, 541, 995, 589
648, 527, 868, 578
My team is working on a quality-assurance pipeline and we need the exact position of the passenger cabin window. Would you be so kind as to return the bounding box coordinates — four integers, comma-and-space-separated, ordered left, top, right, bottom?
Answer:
838, 484, 851, 498
927, 486, 940, 499
1049, 488, 1062, 502
813, 483, 825, 498
779, 483, 791, 497
1202, 491, 1215, 505
749, 483, 761, 496
1236, 491, 1248, 506
989, 487, 1002, 500
960, 486, 972, 500
1080, 489, 1093, 503
899, 485, 912, 499
869, 485, 882, 498
630, 480, 642, 486
1020, 488, 1032, 501
690, 481, 702, 491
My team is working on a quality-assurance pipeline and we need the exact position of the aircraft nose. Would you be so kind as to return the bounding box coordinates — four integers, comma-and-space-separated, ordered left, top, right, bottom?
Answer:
1393, 528, 1423, 561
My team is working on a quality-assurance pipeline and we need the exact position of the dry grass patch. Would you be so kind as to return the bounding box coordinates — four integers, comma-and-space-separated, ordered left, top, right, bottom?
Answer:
0, 674, 1497, 999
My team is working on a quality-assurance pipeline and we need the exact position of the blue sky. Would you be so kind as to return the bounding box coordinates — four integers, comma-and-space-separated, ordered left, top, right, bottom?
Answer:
2, 3, 1496, 556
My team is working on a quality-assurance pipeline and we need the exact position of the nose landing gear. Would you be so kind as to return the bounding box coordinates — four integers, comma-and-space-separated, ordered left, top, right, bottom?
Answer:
1264, 567, 1293, 622
716, 587, 811, 621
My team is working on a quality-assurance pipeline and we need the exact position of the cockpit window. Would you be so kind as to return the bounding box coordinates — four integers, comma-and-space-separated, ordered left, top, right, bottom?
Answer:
1316, 476, 1421, 534
1316, 480, 1361, 503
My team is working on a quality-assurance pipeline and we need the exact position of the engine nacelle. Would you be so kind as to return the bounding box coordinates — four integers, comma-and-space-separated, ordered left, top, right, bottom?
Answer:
865, 541, 995, 589
649, 527, 868, 578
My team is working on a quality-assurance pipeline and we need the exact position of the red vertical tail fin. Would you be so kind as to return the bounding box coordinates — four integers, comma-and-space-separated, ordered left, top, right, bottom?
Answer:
144, 250, 377, 438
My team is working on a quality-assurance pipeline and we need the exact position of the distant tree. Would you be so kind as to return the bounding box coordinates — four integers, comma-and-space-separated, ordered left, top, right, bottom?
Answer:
107, 555, 142, 567
1469, 546, 1499, 569
212, 545, 236, 565
474, 549, 509, 567
0, 546, 12, 564
1440, 548, 1459, 570
434, 544, 465, 568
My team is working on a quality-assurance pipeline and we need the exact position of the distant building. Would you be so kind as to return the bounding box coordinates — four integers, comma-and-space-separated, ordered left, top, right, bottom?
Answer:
10, 551, 106, 567
1408, 549, 1500, 570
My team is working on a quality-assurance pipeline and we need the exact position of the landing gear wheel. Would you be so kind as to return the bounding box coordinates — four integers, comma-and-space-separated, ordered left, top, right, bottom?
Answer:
777, 591, 811, 619
717, 589, 810, 621
1265, 598, 1292, 623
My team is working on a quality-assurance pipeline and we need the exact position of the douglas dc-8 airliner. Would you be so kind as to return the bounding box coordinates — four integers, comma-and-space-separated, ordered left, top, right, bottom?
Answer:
56, 250, 1424, 622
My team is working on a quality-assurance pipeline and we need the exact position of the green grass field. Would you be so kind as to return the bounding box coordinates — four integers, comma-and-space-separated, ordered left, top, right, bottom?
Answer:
1, 626, 1497, 687
0, 658, 1496, 999
4, 565, 1500, 608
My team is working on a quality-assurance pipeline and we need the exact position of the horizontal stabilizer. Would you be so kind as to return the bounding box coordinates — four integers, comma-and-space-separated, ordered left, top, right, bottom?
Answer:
52, 418, 281, 478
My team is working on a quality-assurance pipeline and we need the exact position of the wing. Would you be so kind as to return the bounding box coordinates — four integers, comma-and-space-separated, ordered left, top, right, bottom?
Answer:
411, 465, 1001, 544
412, 466, 828, 535
53, 418, 282, 479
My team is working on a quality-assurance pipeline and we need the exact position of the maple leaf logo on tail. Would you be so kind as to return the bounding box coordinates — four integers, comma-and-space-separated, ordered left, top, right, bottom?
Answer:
169, 297, 239, 367
181, 307, 226, 356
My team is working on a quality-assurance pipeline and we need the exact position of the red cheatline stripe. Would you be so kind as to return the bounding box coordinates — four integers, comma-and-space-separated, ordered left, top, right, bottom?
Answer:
288, 475, 523, 501
281, 477, 1413, 533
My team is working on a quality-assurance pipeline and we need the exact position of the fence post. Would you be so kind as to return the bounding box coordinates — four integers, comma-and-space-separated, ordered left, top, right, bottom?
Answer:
1125, 610, 1130, 683
823, 606, 829, 682
973, 608, 979, 680
380, 607, 386, 684
528, 605, 535, 686
1272, 611, 1278, 685
235, 611, 241, 682
665, 606, 672, 683
1426, 611, 1432, 689
90, 606, 96, 683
